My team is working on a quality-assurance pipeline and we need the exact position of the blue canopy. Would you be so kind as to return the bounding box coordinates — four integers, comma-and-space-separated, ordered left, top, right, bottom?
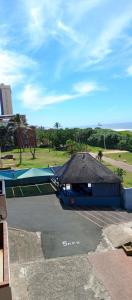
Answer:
0, 167, 54, 181
16, 168, 54, 179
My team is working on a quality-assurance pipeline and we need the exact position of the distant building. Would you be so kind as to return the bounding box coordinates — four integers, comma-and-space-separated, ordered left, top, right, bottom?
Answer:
0, 84, 13, 115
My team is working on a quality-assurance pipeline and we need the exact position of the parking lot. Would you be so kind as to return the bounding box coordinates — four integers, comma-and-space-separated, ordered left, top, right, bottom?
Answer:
6, 194, 132, 259
7, 195, 101, 259
74, 207, 132, 228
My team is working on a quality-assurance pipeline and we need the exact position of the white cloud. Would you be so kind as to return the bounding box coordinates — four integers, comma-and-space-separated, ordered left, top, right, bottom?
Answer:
24, 0, 61, 48
0, 23, 11, 48
20, 84, 76, 109
73, 82, 100, 94
1, 0, 132, 90
23, 0, 103, 49
57, 21, 79, 43
126, 65, 132, 76
20, 81, 103, 110
23, 0, 132, 71
0, 50, 37, 86
90, 9, 132, 64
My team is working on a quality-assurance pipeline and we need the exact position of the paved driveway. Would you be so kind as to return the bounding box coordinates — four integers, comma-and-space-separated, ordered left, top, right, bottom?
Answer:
7, 195, 102, 259
75, 208, 132, 228
91, 152, 132, 172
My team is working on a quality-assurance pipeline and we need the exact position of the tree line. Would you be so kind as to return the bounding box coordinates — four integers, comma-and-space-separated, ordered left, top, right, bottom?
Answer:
0, 119, 132, 157
36, 126, 132, 153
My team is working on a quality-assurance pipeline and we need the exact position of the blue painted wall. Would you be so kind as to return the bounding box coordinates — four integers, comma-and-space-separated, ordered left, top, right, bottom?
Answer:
92, 183, 121, 197
59, 192, 121, 208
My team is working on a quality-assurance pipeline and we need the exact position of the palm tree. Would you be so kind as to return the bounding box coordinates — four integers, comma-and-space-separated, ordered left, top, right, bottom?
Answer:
54, 122, 61, 129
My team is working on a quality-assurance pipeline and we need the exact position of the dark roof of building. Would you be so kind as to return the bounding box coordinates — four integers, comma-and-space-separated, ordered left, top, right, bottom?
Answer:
55, 152, 121, 184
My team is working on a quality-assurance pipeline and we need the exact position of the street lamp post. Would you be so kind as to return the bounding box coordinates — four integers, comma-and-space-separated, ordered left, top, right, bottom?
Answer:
97, 122, 106, 149
103, 133, 106, 149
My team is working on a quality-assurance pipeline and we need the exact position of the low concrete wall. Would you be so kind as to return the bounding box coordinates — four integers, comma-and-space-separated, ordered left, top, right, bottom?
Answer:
0, 195, 7, 220
123, 188, 132, 210
0, 181, 12, 299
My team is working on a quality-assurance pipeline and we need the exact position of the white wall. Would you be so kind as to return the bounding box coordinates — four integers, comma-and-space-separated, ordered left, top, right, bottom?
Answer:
2, 180, 5, 195
123, 188, 132, 210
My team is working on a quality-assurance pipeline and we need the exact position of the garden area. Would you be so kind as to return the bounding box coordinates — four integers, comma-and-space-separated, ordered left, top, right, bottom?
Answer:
0, 147, 132, 188
1, 148, 70, 169
103, 161, 132, 188
0, 145, 105, 169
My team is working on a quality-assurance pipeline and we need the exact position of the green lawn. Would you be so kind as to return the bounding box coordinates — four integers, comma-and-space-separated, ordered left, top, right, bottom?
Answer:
1, 146, 105, 169
2, 148, 70, 169
105, 152, 132, 165
103, 161, 132, 188
86, 145, 104, 153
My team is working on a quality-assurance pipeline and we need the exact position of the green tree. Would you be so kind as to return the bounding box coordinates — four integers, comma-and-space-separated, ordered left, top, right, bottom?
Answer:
11, 114, 27, 164
0, 125, 8, 150
127, 138, 132, 152
28, 126, 37, 159
66, 139, 79, 155
114, 168, 126, 182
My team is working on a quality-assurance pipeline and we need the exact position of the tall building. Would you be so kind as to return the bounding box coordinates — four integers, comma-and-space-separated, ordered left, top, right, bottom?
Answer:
0, 84, 13, 115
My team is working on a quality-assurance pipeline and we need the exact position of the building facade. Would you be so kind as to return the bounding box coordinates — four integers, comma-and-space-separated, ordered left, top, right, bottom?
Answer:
0, 84, 13, 115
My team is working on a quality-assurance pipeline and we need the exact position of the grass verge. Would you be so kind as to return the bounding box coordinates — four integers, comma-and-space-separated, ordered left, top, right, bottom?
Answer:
105, 152, 132, 165
103, 161, 132, 188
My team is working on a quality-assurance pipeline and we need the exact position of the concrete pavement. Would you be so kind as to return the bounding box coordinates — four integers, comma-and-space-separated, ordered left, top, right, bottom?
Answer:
89, 249, 132, 300
9, 224, 132, 300
9, 229, 110, 300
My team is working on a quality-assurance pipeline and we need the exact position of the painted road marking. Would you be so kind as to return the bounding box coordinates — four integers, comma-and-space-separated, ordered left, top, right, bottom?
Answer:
75, 207, 132, 229
112, 211, 132, 221
62, 241, 80, 247
104, 211, 128, 222
76, 211, 103, 228
76, 210, 132, 228
90, 211, 118, 225
82, 211, 109, 226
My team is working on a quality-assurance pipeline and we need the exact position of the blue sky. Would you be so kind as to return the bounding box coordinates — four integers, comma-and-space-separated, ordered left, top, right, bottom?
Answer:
0, 0, 132, 127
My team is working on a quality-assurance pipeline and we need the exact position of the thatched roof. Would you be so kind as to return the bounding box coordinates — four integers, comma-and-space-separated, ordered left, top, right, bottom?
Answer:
55, 152, 121, 184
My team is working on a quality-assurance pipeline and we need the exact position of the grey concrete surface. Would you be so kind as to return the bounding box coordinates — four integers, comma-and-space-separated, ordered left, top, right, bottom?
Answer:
7, 195, 102, 259
89, 249, 132, 300
103, 221, 132, 247
9, 229, 110, 300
